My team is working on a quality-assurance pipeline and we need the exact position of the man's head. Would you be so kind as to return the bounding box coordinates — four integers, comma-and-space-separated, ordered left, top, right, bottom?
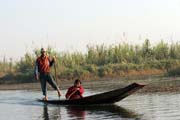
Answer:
74, 79, 81, 87
41, 48, 46, 56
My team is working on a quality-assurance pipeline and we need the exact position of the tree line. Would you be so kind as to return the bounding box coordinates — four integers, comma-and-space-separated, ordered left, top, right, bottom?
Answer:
0, 39, 180, 83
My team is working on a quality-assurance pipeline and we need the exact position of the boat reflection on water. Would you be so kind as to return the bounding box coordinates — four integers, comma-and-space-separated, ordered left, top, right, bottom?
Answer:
66, 104, 140, 119
41, 104, 140, 120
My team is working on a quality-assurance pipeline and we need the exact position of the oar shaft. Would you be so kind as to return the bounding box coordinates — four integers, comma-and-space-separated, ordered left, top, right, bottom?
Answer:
54, 63, 57, 83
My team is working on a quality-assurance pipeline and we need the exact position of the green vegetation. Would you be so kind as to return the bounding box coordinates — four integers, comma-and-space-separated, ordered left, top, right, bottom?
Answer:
1, 39, 180, 83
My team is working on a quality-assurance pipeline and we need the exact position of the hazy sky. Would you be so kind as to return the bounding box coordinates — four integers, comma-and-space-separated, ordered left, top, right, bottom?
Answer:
0, 0, 180, 60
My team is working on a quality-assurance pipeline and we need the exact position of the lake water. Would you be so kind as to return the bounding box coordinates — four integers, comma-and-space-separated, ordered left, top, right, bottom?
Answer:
0, 85, 180, 120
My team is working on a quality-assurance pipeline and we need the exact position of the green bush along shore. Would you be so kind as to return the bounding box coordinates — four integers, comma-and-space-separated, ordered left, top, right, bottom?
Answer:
1, 39, 180, 84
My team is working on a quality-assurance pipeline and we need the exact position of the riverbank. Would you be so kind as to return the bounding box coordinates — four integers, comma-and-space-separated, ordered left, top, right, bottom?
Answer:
0, 76, 179, 93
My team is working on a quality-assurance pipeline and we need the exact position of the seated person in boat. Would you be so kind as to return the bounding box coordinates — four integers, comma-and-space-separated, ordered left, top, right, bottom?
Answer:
65, 79, 84, 100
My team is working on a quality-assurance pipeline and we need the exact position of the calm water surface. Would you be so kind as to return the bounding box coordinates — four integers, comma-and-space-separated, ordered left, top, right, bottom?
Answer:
0, 84, 180, 120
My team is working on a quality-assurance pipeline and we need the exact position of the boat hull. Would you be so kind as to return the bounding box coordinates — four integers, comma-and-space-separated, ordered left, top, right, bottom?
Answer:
38, 83, 145, 105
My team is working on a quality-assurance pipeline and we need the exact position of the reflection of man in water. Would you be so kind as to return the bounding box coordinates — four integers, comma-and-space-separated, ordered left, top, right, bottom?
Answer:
43, 105, 49, 120
66, 106, 86, 120
42, 105, 61, 120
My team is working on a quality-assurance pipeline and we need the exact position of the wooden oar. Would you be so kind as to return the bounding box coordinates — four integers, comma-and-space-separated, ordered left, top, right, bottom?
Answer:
67, 90, 78, 100
53, 58, 61, 99
53, 55, 60, 85
54, 62, 58, 84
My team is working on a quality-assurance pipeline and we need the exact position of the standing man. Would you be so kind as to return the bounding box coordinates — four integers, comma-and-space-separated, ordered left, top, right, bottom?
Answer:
34, 48, 62, 101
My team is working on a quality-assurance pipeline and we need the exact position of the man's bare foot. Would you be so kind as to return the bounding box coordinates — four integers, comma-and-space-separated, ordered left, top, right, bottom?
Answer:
43, 96, 48, 101
57, 90, 62, 97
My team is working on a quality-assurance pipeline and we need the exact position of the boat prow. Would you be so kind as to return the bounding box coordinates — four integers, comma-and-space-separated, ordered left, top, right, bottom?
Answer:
38, 82, 145, 105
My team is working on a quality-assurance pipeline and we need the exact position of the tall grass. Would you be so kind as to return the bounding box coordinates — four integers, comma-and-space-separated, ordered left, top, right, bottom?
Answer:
1, 39, 180, 83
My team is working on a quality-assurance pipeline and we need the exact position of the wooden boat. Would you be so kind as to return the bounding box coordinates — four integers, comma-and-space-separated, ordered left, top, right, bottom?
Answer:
38, 83, 145, 105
